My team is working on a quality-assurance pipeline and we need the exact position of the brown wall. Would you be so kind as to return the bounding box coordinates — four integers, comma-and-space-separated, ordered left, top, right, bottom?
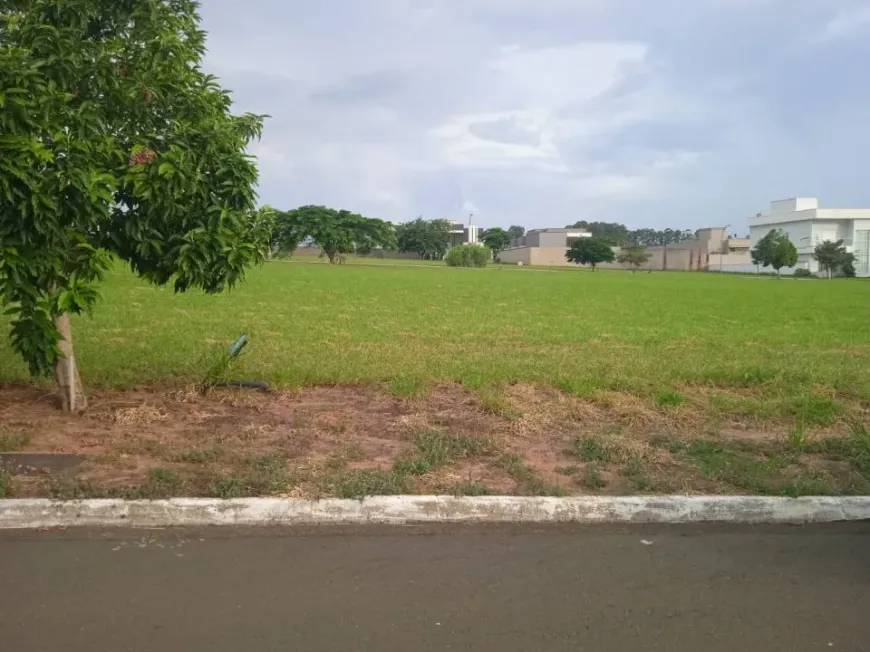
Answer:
497, 243, 752, 270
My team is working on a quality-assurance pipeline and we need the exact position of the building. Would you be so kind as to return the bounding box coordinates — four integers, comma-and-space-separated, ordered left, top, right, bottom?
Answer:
499, 228, 592, 266
748, 198, 870, 276
449, 221, 479, 248
500, 226, 751, 270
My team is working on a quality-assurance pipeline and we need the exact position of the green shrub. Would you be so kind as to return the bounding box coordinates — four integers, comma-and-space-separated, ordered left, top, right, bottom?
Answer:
445, 244, 489, 268
793, 268, 813, 278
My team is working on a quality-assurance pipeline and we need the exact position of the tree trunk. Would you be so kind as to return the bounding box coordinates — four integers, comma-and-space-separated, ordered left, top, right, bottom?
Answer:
53, 312, 87, 412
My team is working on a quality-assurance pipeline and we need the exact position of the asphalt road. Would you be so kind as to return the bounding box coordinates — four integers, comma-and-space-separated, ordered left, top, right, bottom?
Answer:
1, 523, 868, 651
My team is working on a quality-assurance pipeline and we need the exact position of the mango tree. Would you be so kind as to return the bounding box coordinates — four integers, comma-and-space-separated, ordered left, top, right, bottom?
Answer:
0, 0, 269, 410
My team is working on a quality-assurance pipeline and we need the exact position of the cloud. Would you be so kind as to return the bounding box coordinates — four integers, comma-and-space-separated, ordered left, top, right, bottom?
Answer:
818, 4, 870, 42
198, 0, 870, 229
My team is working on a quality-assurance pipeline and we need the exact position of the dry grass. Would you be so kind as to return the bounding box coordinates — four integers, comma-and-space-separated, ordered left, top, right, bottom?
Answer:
1, 381, 867, 499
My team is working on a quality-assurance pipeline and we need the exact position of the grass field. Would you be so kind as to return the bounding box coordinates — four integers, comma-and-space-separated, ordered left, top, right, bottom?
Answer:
2, 261, 870, 499
2, 260, 869, 398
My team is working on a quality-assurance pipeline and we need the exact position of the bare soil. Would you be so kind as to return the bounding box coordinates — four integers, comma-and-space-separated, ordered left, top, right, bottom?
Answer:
0, 382, 866, 498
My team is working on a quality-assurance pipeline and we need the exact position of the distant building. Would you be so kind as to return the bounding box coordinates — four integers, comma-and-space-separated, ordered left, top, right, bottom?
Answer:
499, 226, 751, 270
499, 228, 592, 265
449, 221, 479, 247
748, 198, 870, 276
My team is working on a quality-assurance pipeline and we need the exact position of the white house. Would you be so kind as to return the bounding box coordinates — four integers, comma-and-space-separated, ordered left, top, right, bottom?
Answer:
748, 198, 870, 276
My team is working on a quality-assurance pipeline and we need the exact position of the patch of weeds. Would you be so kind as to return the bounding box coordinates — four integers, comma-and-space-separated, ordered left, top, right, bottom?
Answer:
248, 454, 294, 492
786, 395, 840, 427
779, 473, 839, 498
144, 468, 182, 497
620, 456, 658, 491
335, 468, 407, 499
738, 366, 779, 387
568, 436, 614, 463
495, 452, 536, 483
650, 435, 687, 456
683, 439, 782, 493
210, 454, 294, 498
388, 377, 427, 397
395, 430, 494, 476
494, 452, 564, 495
806, 421, 870, 481
580, 464, 605, 489
655, 390, 685, 407
528, 480, 566, 496
555, 465, 579, 477
477, 387, 520, 420
451, 480, 492, 496
0, 431, 30, 452
177, 445, 223, 464
211, 475, 250, 499
786, 423, 809, 451
0, 470, 10, 498
556, 378, 598, 397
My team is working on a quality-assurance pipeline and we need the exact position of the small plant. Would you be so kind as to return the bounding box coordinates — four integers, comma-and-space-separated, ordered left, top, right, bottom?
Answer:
786, 423, 808, 451
451, 480, 492, 496
581, 464, 606, 489
0, 431, 30, 452
445, 244, 489, 267
621, 456, 657, 491
336, 469, 407, 499
793, 268, 813, 278
569, 436, 613, 463
149, 467, 180, 487
0, 470, 10, 498
787, 395, 840, 427
477, 387, 519, 419
529, 480, 567, 496
388, 377, 426, 397
655, 391, 685, 407
178, 445, 223, 464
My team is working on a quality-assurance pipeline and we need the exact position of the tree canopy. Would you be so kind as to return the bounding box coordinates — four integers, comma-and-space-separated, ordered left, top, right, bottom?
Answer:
0, 0, 269, 409
270, 206, 396, 263
507, 225, 525, 241
396, 218, 451, 260
813, 240, 855, 278
565, 237, 615, 270
481, 227, 511, 256
751, 229, 798, 275
564, 221, 694, 246
617, 245, 652, 271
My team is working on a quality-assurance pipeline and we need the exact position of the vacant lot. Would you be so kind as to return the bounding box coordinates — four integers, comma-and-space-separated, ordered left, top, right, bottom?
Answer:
1, 262, 869, 498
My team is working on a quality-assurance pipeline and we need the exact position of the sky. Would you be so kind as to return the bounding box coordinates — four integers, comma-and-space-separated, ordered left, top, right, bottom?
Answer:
198, 0, 870, 232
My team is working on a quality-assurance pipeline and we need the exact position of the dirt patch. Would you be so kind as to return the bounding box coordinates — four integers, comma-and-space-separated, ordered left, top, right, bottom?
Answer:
0, 382, 867, 498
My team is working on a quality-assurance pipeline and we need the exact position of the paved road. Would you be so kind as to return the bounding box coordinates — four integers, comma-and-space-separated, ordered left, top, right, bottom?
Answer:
1, 523, 868, 651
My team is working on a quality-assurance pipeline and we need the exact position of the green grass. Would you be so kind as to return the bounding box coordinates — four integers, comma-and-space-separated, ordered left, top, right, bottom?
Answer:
0, 431, 30, 452
2, 262, 869, 404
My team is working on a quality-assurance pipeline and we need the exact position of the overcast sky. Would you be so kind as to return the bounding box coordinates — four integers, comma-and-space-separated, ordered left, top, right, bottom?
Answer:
198, 0, 870, 231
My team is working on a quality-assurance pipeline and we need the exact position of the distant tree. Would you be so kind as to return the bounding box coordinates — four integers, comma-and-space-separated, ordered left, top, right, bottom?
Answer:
507, 225, 526, 241
396, 218, 451, 260
566, 221, 633, 245
566, 237, 616, 270
0, 0, 269, 411
751, 229, 798, 276
630, 228, 694, 246
617, 245, 652, 271
272, 206, 395, 263
813, 240, 856, 279
482, 227, 511, 257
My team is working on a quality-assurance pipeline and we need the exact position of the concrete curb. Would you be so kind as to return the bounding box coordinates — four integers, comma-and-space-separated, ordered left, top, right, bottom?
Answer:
1, 496, 869, 528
